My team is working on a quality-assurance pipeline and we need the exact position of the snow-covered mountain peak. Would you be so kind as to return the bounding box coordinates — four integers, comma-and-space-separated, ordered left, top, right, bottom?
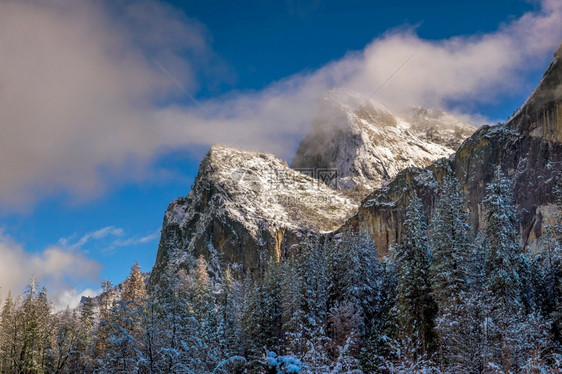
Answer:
152, 144, 359, 279
292, 89, 476, 195
165, 145, 358, 246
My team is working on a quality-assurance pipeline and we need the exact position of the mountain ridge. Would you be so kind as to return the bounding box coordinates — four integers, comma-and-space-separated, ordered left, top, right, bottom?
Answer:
150, 46, 561, 285
291, 89, 475, 196
344, 47, 562, 254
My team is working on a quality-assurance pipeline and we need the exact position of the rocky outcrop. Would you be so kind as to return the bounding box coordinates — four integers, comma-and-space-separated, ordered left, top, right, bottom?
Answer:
291, 89, 475, 197
150, 146, 357, 286
150, 46, 561, 283
344, 47, 562, 255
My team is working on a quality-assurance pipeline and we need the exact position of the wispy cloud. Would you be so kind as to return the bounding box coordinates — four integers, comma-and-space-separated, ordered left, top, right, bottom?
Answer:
0, 0, 560, 209
59, 226, 159, 254
112, 229, 161, 247
60, 226, 125, 248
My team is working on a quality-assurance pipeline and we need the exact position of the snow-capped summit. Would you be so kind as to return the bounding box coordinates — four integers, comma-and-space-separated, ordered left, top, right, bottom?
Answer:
291, 89, 476, 196
150, 145, 358, 284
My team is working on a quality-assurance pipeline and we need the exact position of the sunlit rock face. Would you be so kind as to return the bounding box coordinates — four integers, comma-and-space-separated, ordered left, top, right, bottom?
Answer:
344, 46, 562, 255
150, 145, 358, 285
151, 45, 562, 284
291, 88, 475, 199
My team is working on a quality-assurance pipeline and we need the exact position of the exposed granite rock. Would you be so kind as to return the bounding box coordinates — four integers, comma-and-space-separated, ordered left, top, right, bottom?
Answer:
343, 47, 562, 255
150, 45, 562, 284
291, 89, 474, 197
150, 146, 357, 286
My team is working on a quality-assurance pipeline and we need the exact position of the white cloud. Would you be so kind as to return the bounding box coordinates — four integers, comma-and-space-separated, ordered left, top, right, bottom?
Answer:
75, 226, 125, 247
0, 231, 102, 310
56, 288, 100, 311
0, 0, 215, 209
0, 0, 560, 209
112, 229, 161, 247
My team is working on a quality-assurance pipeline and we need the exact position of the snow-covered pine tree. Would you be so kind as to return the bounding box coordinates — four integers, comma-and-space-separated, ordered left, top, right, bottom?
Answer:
103, 263, 147, 373
242, 261, 284, 364
152, 270, 205, 373
289, 238, 332, 371
428, 171, 475, 369
336, 229, 384, 372
0, 293, 17, 373
481, 167, 524, 313
213, 266, 246, 371
94, 279, 114, 362
50, 307, 79, 373
280, 255, 307, 356
537, 173, 562, 345
190, 255, 221, 371
17, 280, 52, 374
391, 194, 437, 361
479, 166, 547, 372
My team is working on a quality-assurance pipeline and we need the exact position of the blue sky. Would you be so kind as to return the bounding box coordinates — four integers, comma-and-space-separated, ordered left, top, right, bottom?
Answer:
0, 0, 560, 308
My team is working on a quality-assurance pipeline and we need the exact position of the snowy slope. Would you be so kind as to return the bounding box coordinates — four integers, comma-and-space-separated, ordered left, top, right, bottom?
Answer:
151, 91, 475, 282
151, 145, 358, 281
291, 89, 475, 196
167, 145, 358, 236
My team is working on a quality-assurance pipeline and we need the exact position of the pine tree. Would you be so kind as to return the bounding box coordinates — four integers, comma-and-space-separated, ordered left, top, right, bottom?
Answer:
482, 167, 524, 312
479, 167, 543, 372
214, 266, 245, 370
336, 229, 384, 372
242, 261, 284, 363
285, 238, 332, 371
153, 270, 203, 373
12, 280, 53, 374
538, 173, 562, 345
50, 307, 79, 373
94, 279, 114, 362
190, 255, 220, 371
104, 263, 147, 373
72, 297, 95, 373
428, 172, 475, 369
391, 194, 437, 360
0, 293, 18, 373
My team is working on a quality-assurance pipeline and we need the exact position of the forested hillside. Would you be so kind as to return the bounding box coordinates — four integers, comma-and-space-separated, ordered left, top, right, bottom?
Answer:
1, 170, 560, 373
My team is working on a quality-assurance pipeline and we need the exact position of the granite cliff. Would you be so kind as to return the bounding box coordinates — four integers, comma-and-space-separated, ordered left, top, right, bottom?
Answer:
344, 46, 562, 255
150, 45, 562, 284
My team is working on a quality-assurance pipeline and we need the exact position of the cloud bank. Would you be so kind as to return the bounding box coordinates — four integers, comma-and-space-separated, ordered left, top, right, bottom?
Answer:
0, 224, 160, 310
0, 231, 102, 310
0, 0, 561, 209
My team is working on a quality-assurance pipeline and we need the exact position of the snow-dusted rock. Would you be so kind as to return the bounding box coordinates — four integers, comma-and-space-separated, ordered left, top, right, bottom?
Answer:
291, 89, 475, 197
150, 145, 357, 284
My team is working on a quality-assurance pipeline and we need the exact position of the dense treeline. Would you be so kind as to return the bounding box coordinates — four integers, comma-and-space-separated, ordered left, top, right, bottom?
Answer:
1, 168, 561, 373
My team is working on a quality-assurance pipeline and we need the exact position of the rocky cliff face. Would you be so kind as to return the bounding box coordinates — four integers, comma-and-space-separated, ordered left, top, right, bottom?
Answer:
150, 146, 357, 285
150, 46, 561, 283
291, 89, 475, 197
345, 48, 562, 255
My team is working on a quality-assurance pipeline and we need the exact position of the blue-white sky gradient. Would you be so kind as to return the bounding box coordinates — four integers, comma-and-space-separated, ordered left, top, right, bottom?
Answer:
1, 0, 561, 309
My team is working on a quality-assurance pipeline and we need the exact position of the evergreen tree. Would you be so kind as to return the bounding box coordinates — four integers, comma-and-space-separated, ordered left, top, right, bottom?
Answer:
70, 296, 96, 373
537, 173, 562, 345
0, 293, 18, 373
16, 280, 52, 374
153, 270, 204, 373
429, 172, 475, 369
482, 167, 524, 312
391, 194, 437, 360
479, 167, 546, 372
242, 261, 284, 364
94, 279, 114, 362
284, 238, 332, 371
50, 307, 79, 373
104, 263, 147, 373
214, 266, 245, 369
